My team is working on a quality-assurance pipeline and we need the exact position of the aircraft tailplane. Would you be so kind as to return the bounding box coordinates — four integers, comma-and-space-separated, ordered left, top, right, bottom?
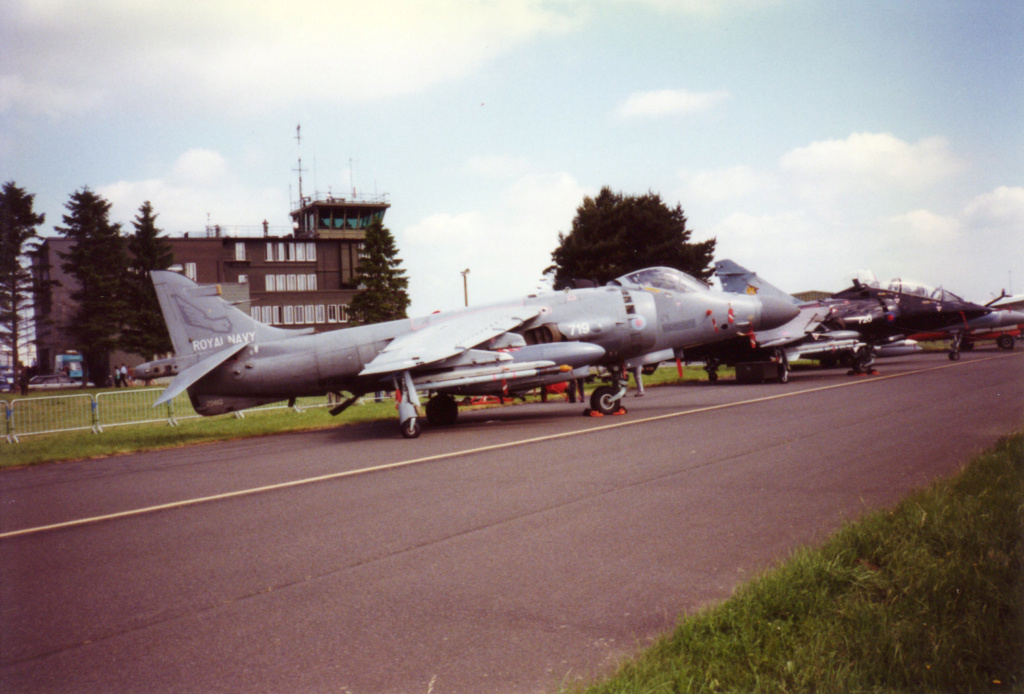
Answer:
714, 259, 800, 305
151, 270, 309, 358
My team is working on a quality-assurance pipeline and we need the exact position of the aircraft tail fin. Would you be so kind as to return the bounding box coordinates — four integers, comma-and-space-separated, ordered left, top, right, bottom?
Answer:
714, 259, 800, 305
151, 270, 308, 358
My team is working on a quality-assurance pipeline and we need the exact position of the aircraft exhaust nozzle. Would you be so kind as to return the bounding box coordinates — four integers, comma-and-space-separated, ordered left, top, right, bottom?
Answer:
757, 297, 802, 330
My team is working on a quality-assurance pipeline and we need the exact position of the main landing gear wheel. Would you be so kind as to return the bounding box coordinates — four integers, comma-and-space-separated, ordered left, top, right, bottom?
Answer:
589, 385, 622, 415
997, 334, 1015, 350
401, 417, 422, 439
426, 394, 459, 426
948, 350, 961, 361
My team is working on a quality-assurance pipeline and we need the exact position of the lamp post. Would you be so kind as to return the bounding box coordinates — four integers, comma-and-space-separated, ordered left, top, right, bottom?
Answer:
461, 268, 470, 307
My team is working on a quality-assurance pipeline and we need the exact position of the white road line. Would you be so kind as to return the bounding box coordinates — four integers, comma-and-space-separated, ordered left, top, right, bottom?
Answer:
1, 354, 1014, 540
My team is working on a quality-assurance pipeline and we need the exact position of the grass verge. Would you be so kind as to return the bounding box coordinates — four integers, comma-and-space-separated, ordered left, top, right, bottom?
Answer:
571, 433, 1024, 693
1, 366, 720, 468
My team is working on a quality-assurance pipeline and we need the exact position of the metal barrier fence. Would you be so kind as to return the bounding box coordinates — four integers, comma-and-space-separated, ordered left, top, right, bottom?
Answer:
2, 389, 351, 443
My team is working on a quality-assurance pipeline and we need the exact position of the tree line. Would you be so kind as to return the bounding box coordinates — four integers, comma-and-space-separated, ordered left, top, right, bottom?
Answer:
1, 183, 173, 383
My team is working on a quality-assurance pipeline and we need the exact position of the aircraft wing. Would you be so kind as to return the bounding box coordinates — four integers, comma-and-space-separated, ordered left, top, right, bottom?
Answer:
360, 305, 543, 376
751, 305, 832, 349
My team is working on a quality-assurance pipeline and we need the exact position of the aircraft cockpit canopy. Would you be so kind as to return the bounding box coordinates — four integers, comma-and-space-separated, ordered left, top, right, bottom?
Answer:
888, 279, 964, 303
615, 267, 709, 293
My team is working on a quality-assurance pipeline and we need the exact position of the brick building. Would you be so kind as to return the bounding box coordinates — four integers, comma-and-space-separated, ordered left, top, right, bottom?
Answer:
31, 195, 388, 376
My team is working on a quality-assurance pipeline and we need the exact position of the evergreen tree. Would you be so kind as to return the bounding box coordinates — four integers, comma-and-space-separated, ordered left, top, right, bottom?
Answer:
349, 219, 410, 324
546, 187, 717, 289
55, 187, 129, 384
0, 182, 45, 378
122, 201, 174, 359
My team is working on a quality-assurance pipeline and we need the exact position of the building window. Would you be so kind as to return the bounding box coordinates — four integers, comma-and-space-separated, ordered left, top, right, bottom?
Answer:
265, 242, 274, 261
307, 273, 317, 290
235, 241, 246, 261
277, 274, 285, 291
297, 274, 306, 292
295, 305, 304, 324
316, 305, 326, 323
272, 305, 281, 324
276, 242, 286, 262
283, 305, 294, 324
286, 274, 297, 291
238, 274, 248, 284
306, 243, 316, 261
295, 243, 305, 262
265, 275, 276, 292
339, 304, 349, 322
185, 263, 197, 281
327, 304, 338, 323
306, 305, 314, 323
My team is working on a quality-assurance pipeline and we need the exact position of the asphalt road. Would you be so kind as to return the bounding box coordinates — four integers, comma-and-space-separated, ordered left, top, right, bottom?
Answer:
2, 349, 1023, 693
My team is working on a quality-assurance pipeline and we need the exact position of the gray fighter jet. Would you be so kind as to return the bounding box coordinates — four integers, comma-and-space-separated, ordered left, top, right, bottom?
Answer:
136, 268, 798, 438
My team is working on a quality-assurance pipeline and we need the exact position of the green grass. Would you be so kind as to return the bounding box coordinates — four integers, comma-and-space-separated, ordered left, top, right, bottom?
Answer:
570, 433, 1024, 693
0, 399, 400, 468
1, 366, 720, 468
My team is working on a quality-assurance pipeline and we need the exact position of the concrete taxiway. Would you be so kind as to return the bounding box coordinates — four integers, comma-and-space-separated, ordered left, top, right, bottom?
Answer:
2, 350, 1023, 692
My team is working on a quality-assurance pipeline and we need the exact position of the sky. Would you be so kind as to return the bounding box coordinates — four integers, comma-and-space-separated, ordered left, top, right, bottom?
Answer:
2, 0, 1022, 316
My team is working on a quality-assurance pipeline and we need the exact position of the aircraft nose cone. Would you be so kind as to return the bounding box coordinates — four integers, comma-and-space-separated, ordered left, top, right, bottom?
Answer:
758, 297, 801, 330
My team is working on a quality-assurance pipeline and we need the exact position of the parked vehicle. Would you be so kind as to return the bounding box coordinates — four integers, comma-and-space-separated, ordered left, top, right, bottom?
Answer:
0, 371, 14, 392
27, 373, 94, 389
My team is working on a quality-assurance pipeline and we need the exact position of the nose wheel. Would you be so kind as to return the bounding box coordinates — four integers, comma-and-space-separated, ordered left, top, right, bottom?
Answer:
585, 368, 628, 416
395, 370, 423, 438
401, 416, 422, 439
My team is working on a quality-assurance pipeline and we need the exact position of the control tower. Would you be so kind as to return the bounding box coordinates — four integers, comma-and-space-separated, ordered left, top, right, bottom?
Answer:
290, 193, 390, 239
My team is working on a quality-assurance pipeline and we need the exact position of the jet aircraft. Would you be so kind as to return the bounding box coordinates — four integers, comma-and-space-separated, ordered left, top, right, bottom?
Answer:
136, 268, 798, 438
892, 285, 1024, 353
710, 260, 1004, 378
827, 278, 1012, 360
694, 259, 883, 380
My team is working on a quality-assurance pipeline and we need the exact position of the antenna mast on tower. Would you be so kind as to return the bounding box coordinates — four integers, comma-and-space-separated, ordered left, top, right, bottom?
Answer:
294, 125, 307, 206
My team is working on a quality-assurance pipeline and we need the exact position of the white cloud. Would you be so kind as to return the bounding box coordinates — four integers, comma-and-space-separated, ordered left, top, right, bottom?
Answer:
961, 186, 1024, 230
402, 171, 588, 314
1, 0, 582, 117
779, 133, 964, 202
882, 209, 959, 245
616, 89, 730, 120
679, 166, 776, 204
681, 133, 1019, 301
97, 149, 287, 232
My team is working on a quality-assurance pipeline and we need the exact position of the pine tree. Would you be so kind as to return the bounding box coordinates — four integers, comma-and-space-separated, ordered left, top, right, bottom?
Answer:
546, 187, 717, 289
349, 219, 410, 324
55, 187, 129, 384
0, 182, 46, 378
122, 201, 174, 359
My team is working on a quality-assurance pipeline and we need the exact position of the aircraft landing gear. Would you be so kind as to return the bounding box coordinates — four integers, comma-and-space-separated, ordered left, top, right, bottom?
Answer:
849, 346, 876, 374
948, 331, 964, 361
395, 371, 423, 438
997, 334, 1015, 351
586, 368, 628, 416
773, 349, 789, 383
704, 357, 721, 383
